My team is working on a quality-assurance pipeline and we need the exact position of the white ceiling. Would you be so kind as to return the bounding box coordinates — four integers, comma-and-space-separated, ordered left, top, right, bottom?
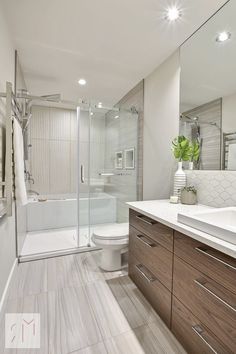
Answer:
2, 0, 227, 105
181, 0, 236, 111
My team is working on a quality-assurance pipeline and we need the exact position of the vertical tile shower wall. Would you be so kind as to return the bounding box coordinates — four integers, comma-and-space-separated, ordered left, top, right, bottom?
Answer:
29, 106, 106, 197
28, 105, 77, 195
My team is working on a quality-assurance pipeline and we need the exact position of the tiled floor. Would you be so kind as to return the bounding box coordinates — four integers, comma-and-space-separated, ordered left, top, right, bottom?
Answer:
0, 251, 186, 354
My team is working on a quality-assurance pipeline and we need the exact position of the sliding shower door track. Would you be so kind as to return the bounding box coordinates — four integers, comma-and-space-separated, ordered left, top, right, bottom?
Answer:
18, 246, 100, 263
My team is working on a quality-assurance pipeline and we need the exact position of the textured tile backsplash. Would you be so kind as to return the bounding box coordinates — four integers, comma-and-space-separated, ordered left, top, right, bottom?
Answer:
186, 170, 236, 207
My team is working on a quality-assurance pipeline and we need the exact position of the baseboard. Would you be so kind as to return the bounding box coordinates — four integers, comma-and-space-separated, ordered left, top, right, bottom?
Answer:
0, 258, 18, 314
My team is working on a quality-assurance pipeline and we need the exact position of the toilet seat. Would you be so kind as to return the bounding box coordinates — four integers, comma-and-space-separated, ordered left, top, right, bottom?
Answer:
93, 223, 129, 241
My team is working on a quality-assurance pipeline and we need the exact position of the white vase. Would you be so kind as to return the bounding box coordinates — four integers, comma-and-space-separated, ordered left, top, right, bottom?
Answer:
173, 161, 186, 200
189, 161, 194, 170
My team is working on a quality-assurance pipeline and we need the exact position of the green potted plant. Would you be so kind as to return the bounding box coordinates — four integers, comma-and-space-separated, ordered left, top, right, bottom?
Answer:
172, 136, 190, 162
188, 140, 200, 170
172, 136, 190, 198
181, 186, 198, 205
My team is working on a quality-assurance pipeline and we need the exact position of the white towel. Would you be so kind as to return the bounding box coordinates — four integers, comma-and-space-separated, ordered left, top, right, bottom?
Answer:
227, 143, 236, 170
13, 118, 27, 205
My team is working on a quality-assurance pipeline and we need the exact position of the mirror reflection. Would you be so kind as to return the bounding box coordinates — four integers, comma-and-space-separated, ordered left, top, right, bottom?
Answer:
180, 1, 236, 170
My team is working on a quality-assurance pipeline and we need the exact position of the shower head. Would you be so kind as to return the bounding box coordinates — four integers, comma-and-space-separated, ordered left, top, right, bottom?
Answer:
130, 106, 138, 114
16, 92, 61, 103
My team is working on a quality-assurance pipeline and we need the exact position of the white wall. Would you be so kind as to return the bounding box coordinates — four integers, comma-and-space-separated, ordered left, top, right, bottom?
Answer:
143, 51, 180, 200
0, 4, 17, 305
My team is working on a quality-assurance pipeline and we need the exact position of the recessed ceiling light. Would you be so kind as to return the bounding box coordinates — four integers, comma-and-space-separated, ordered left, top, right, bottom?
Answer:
166, 6, 181, 21
114, 115, 119, 119
216, 31, 231, 42
90, 112, 94, 116
78, 78, 86, 86
97, 102, 102, 108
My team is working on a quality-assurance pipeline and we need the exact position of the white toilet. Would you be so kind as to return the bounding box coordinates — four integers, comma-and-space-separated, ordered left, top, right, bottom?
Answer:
91, 223, 129, 271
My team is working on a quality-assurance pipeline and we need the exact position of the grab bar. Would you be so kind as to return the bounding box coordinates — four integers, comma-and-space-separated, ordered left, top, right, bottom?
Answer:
99, 173, 115, 176
81, 164, 85, 183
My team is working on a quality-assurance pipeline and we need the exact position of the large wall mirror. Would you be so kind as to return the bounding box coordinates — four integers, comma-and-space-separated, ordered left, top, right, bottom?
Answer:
180, 0, 236, 170
0, 94, 6, 216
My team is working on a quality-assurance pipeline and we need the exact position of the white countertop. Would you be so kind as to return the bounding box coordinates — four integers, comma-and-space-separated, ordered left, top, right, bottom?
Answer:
127, 200, 236, 259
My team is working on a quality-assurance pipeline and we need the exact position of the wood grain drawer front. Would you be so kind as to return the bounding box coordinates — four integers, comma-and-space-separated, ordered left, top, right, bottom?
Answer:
128, 253, 171, 328
174, 231, 236, 295
172, 297, 233, 354
129, 226, 173, 290
173, 256, 236, 351
129, 209, 173, 251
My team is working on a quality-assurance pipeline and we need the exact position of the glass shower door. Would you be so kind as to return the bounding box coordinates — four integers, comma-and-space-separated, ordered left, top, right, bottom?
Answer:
77, 106, 139, 249
89, 108, 138, 240
77, 107, 91, 247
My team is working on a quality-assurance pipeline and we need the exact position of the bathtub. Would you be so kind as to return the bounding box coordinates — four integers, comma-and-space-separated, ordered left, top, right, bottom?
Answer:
26, 193, 117, 232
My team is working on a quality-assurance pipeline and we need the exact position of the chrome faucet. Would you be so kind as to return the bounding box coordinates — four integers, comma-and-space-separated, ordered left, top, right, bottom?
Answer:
25, 170, 35, 184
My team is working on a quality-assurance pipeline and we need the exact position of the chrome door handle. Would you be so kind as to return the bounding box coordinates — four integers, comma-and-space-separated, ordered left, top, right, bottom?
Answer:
135, 264, 156, 283
195, 247, 236, 271
136, 215, 156, 226
80, 164, 85, 183
194, 279, 236, 313
192, 325, 218, 354
136, 235, 157, 248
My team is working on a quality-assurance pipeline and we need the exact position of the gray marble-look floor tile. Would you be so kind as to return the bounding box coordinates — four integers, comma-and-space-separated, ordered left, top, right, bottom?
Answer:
77, 251, 128, 284
1, 251, 185, 354
1, 285, 103, 354
7, 251, 128, 300
0, 292, 48, 354
104, 323, 166, 354
8, 259, 48, 300
148, 318, 186, 354
48, 286, 102, 353
85, 280, 131, 339
68, 341, 107, 354
107, 276, 158, 327
46, 253, 84, 291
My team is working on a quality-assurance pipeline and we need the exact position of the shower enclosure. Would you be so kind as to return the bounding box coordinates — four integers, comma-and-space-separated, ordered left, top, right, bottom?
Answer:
17, 98, 138, 260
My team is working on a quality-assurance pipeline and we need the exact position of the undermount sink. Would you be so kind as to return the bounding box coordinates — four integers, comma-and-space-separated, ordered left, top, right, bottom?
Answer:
177, 207, 236, 245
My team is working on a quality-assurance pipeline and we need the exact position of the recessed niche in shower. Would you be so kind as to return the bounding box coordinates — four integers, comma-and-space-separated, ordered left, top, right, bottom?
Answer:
124, 148, 135, 169
115, 151, 123, 169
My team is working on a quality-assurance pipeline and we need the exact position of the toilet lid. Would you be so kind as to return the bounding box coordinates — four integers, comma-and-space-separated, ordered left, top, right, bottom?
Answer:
93, 223, 129, 240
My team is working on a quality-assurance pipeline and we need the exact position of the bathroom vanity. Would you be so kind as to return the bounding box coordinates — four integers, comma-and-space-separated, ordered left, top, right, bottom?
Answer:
128, 200, 236, 354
